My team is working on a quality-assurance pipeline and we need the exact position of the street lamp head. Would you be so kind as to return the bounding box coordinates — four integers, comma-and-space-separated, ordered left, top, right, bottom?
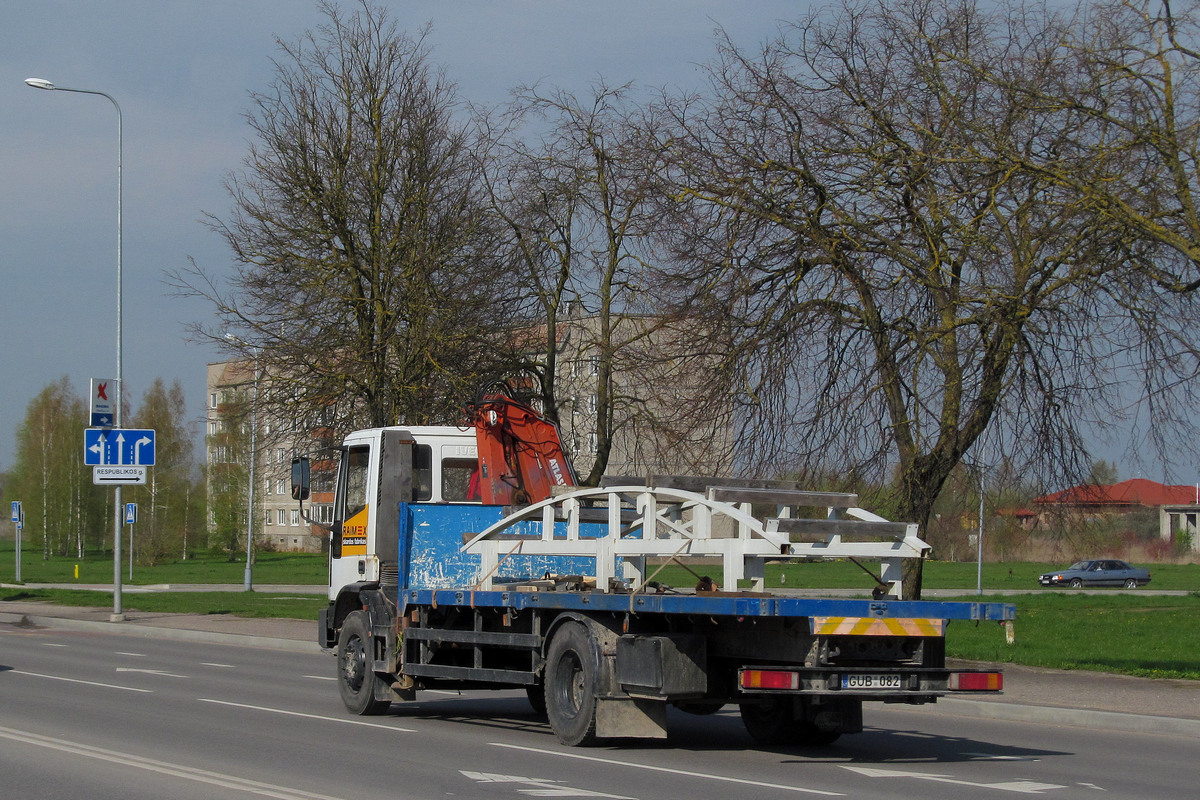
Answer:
24, 78, 56, 90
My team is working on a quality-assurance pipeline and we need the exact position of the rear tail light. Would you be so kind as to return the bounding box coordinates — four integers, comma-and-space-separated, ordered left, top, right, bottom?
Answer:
948, 671, 1003, 691
741, 669, 800, 690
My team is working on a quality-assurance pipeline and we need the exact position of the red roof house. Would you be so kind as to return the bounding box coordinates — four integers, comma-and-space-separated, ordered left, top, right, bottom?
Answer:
1033, 478, 1198, 510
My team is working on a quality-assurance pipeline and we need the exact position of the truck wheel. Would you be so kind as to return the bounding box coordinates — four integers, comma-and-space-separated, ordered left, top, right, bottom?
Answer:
525, 684, 548, 718
739, 698, 795, 746
794, 722, 841, 746
337, 610, 390, 716
544, 622, 599, 746
740, 699, 841, 747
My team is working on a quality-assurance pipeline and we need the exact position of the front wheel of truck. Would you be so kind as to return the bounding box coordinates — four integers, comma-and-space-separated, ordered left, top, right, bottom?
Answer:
337, 610, 390, 716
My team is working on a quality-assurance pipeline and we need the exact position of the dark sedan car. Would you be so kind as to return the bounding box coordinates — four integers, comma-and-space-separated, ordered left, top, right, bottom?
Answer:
1038, 559, 1151, 588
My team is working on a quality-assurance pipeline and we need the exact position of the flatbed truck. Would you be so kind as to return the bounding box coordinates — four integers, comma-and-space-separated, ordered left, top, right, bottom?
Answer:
296, 399, 1013, 747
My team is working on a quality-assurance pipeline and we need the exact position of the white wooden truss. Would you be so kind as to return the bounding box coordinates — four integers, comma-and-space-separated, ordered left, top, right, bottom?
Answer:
461, 477, 929, 598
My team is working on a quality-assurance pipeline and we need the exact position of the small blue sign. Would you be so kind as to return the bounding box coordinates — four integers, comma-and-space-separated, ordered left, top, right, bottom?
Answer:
91, 411, 115, 427
125, 502, 137, 525
10, 501, 20, 523
84, 428, 156, 466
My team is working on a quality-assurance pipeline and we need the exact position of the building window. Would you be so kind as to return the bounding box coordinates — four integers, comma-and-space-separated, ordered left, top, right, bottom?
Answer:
278, 508, 287, 526
209, 392, 217, 408
276, 478, 286, 495
290, 509, 300, 526
266, 509, 273, 526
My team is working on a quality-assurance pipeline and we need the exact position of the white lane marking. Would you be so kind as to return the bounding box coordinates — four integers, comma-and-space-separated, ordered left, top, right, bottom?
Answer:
0, 724, 346, 800
841, 766, 1067, 794
202, 663, 236, 669
42, 643, 69, 648
198, 699, 416, 732
962, 752, 1038, 761
303, 675, 337, 681
11, 670, 152, 693
115, 668, 187, 679
490, 743, 844, 796
116, 652, 145, 657
463, 771, 636, 799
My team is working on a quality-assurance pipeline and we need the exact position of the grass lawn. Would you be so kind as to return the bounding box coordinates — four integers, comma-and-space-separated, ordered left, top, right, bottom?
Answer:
0, 544, 327, 586
945, 592, 1200, 680
0, 587, 326, 619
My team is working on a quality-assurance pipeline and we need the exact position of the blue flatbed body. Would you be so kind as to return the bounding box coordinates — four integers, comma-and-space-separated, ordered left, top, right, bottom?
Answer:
400, 589, 1013, 622
396, 503, 1015, 623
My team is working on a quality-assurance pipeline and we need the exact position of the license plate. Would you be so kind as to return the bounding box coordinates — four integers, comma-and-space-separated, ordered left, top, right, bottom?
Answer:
841, 673, 904, 689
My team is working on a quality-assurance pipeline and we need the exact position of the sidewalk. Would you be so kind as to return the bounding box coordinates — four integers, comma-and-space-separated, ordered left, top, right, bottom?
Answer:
2, 597, 1198, 736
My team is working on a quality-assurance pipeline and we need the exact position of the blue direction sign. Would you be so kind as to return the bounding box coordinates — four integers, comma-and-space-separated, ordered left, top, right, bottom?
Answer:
125, 502, 137, 525
84, 428, 156, 466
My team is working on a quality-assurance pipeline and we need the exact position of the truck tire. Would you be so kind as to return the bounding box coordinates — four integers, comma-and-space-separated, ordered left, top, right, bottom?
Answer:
739, 698, 795, 746
525, 684, 548, 718
337, 610, 390, 716
544, 622, 599, 746
740, 698, 841, 747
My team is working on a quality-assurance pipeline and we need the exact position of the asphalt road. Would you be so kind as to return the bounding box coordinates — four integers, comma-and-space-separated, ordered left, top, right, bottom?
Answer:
1, 621, 1197, 799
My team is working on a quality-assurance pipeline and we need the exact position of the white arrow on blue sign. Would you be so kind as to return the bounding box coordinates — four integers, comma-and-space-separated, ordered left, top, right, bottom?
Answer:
84, 428, 156, 466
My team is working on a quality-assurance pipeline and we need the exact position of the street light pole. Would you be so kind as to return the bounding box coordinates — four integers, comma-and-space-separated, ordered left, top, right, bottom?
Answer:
245, 355, 259, 592
25, 77, 126, 621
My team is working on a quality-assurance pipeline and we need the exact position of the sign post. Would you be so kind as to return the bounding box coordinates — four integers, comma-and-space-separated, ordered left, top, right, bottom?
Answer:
10, 501, 21, 583
125, 502, 137, 580
83, 426, 155, 622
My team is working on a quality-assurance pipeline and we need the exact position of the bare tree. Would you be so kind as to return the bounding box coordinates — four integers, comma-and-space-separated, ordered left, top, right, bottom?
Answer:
7, 378, 106, 558
987, 0, 1200, 460
655, 0, 1200, 595
173, 1, 513, 436
128, 379, 202, 565
481, 83, 698, 483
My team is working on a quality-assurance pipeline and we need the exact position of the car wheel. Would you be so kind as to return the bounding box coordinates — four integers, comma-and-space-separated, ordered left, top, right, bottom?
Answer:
1069, 578, 1083, 589
1124, 578, 1139, 589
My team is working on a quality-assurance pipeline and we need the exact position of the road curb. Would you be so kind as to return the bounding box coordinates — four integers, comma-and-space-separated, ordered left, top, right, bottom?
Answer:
937, 696, 1200, 737
0, 611, 323, 655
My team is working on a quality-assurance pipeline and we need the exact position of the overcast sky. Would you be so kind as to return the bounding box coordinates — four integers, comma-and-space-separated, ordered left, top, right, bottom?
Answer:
0, 0, 1171, 484
0, 0, 809, 470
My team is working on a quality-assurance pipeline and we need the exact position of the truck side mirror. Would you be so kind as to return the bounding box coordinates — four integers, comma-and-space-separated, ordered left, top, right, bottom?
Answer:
291, 456, 311, 501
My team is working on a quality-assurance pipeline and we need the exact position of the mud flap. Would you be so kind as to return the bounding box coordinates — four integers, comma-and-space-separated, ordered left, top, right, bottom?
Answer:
595, 697, 668, 739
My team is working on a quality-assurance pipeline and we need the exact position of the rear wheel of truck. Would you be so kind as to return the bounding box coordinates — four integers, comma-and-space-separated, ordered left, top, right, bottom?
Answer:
544, 622, 599, 746
739, 698, 841, 747
337, 610, 390, 716
525, 684, 548, 718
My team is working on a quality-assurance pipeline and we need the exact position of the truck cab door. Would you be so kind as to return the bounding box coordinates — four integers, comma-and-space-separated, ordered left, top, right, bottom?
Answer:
329, 443, 372, 596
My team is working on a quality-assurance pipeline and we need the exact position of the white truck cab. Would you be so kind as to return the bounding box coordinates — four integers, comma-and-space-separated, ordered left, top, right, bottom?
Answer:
327, 426, 479, 601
